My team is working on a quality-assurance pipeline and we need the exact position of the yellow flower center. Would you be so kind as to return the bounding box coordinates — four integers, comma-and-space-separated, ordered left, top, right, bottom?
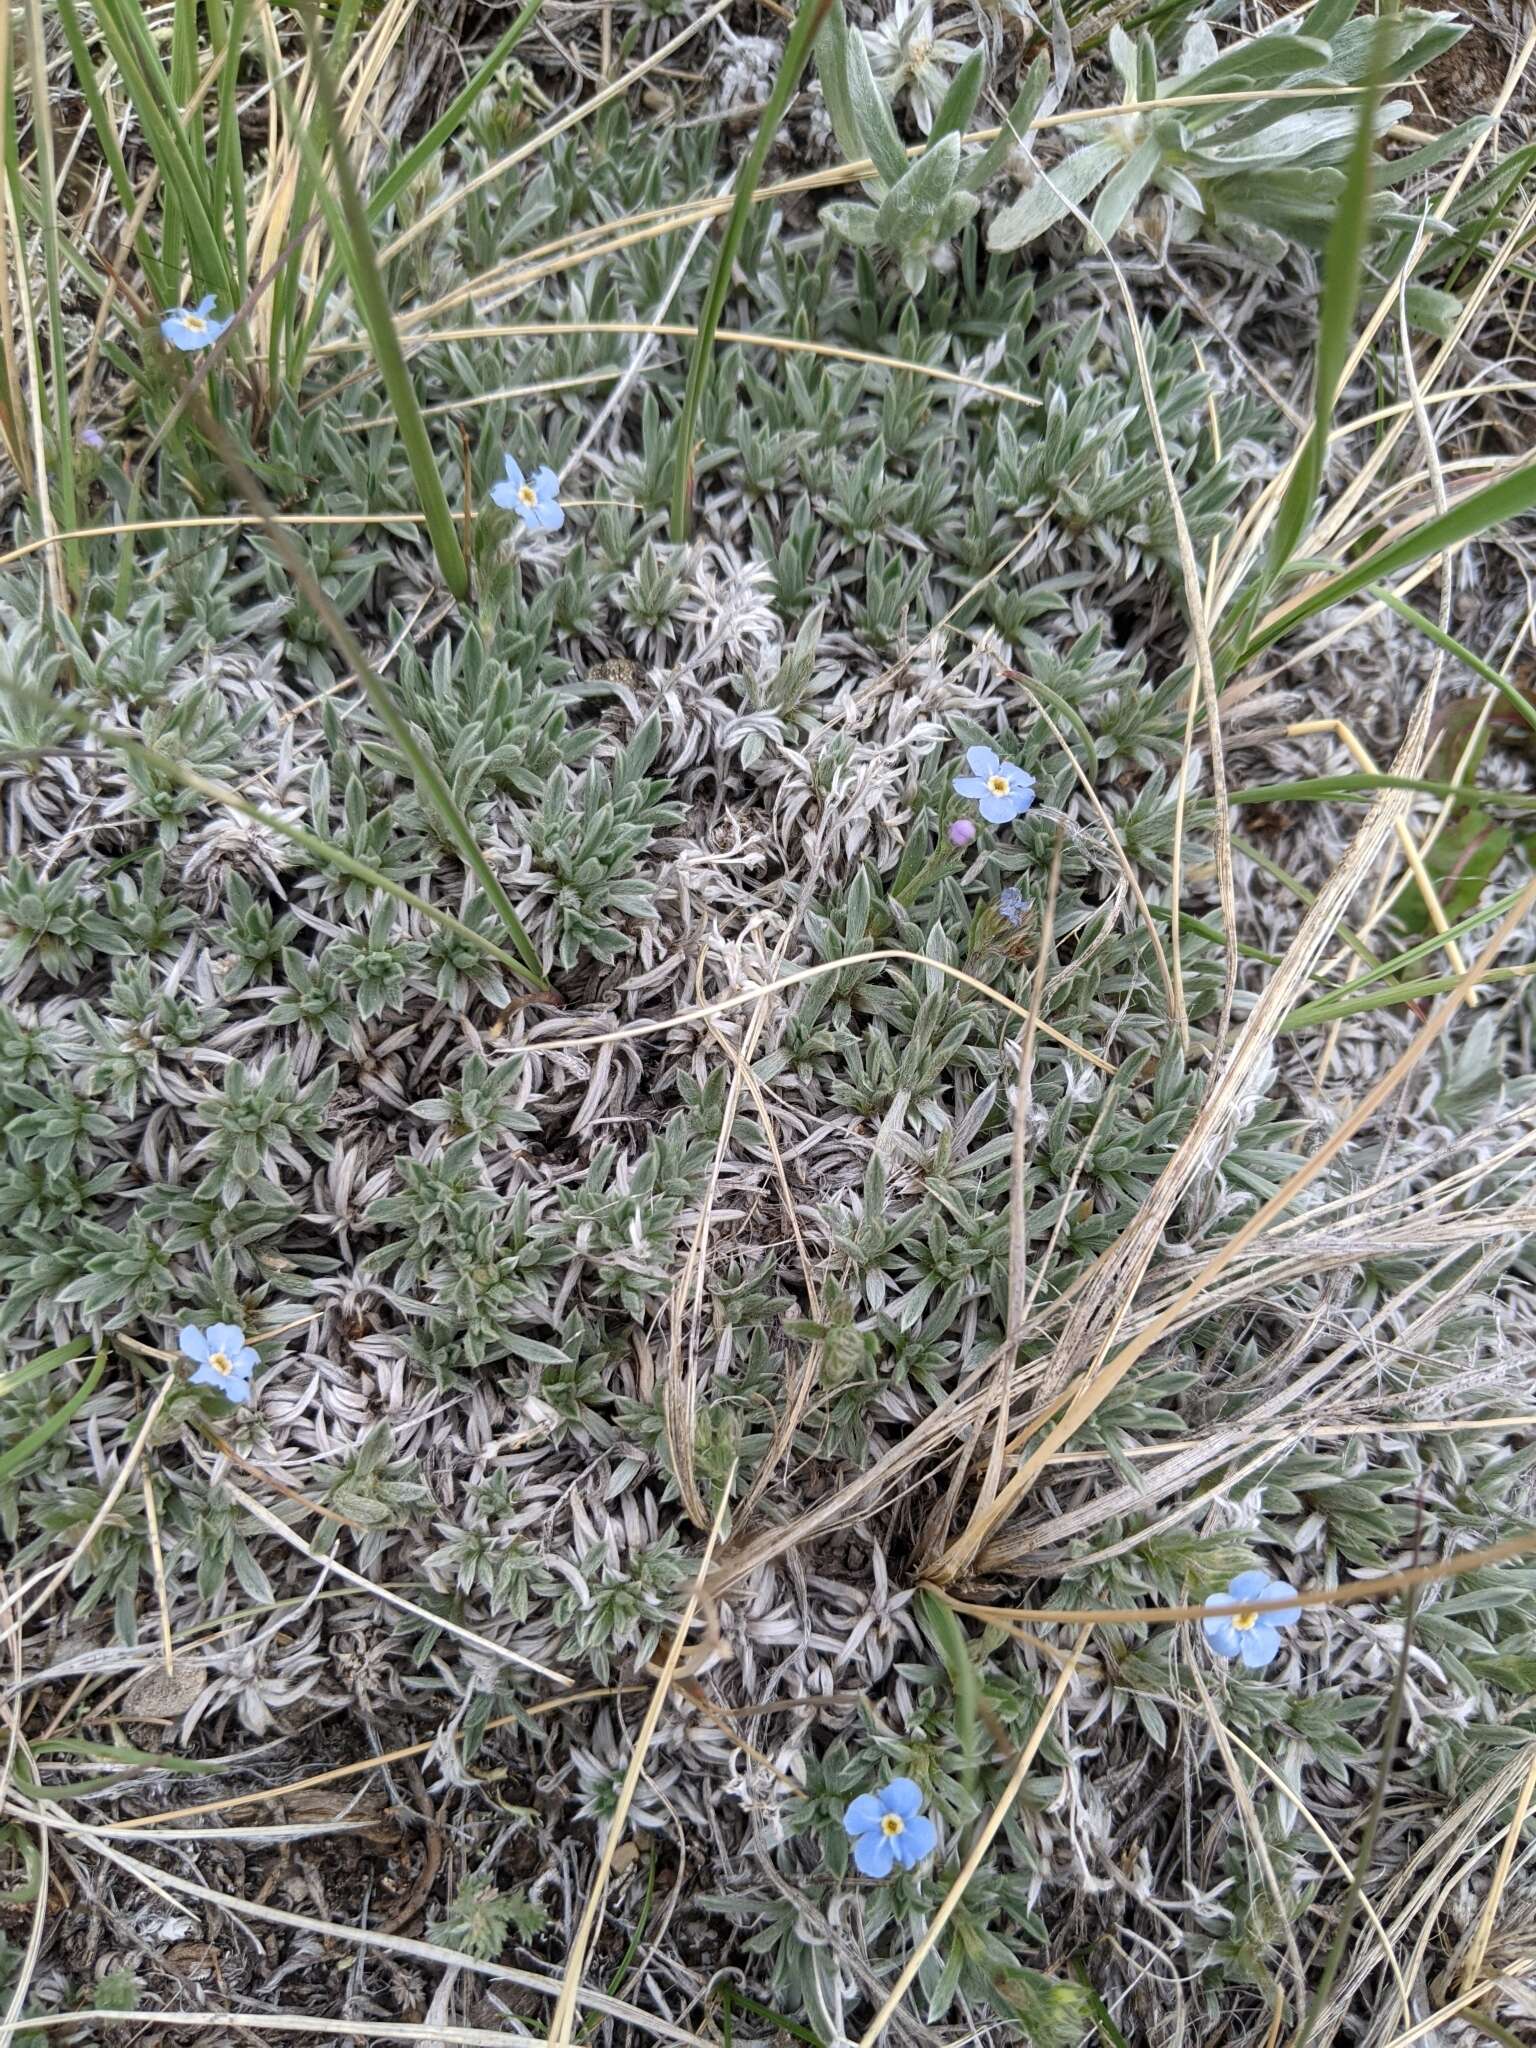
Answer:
183, 315, 206, 332
880, 1813, 905, 1837
1232, 1609, 1258, 1631
986, 774, 1010, 796
207, 1349, 233, 1376
517, 484, 537, 506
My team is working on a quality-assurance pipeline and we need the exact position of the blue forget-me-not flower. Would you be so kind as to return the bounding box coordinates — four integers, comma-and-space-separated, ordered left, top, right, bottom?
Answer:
1202, 1570, 1301, 1669
843, 1777, 937, 1878
953, 745, 1035, 824
491, 455, 564, 532
160, 295, 233, 352
998, 886, 1029, 927
179, 1321, 259, 1405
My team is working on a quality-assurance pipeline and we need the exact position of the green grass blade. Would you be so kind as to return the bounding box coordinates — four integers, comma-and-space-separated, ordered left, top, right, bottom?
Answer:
1229, 833, 1380, 971
294, 0, 544, 374
169, 0, 199, 283
216, 0, 251, 299
21, 0, 81, 593
0, 1336, 91, 1401
89, 0, 235, 303
54, 0, 167, 301
1262, 21, 1386, 596
669, 0, 831, 540
0, 1351, 105, 1485
1233, 769, 1536, 811
918, 1588, 982, 1818
3, 675, 545, 988
288, 1, 470, 602
1282, 884, 1533, 1028
181, 392, 547, 984
13, 1738, 233, 1802
1372, 585, 1536, 738
1240, 457, 1536, 661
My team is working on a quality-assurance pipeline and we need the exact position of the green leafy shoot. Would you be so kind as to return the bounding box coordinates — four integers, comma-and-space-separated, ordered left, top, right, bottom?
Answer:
286, 1, 470, 601
670, 0, 832, 540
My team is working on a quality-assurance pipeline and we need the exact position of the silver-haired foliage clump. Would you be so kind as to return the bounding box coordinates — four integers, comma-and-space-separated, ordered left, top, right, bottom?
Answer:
4, 3, 1536, 2045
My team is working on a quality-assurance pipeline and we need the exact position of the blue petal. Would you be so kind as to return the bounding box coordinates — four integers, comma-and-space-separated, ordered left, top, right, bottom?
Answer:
179, 1325, 211, 1363
231, 1345, 261, 1374
953, 776, 989, 798
526, 498, 564, 532
1261, 1579, 1301, 1627
502, 455, 526, 491
195, 294, 217, 317
489, 481, 520, 509
881, 1777, 923, 1819
206, 1323, 248, 1356
893, 1813, 936, 1866
1238, 1623, 1281, 1669
1203, 1615, 1242, 1659
531, 466, 560, 501
843, 1794, 884, 1836
1227, 1570, 1270, 1604
965, 745, 1000, 778
852, 1830, 898, 1879
979, 791, 1019, 823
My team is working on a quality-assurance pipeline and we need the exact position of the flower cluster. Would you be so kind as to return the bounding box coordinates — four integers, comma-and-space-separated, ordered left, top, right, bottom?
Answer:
160, 296, 232, 352
1202, 1570, 1301, 1668
843, 1777, 936, 1878
179, 1321, 259, 1404
953, 746, 1034, 825
492, 455, 564, 532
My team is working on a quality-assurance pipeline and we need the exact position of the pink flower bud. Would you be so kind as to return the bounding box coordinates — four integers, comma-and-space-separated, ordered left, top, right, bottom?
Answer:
948, 818, 977, 847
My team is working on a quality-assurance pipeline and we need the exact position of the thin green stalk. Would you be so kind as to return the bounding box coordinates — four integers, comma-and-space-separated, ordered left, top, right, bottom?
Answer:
1261, 20, 1387, 602
54, 0, 167, 302
183, 389, 546, 983
1280, 961, 1536, 1031
4, 676, 543, 989
1282, 882, 1530, 1024
669, 0, 831, 540
918, 1587, 982, 1818
1240, 457, 1536, 661
288, 2, 470, 602
1070, 1962, 1131, 2048
167, 0, 199, 282
216, 0, 251, 300
1460, 2019, 1529, 2048
88, 0, 235, 303
22, 0, 81, 595
1229, 834, 1380, 971
293, 0, 545, 376
169, 0, 200, 284
717, 1986, 823, 2048
0, 1353, 104, 1485
1147, 901, 1281, 967
1288, 1585, 1419, 2048
1232, 771, 1536, 812
0, 1337, 90, 1401
1372, 586, 1536, 737
269, 0, 366, 390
